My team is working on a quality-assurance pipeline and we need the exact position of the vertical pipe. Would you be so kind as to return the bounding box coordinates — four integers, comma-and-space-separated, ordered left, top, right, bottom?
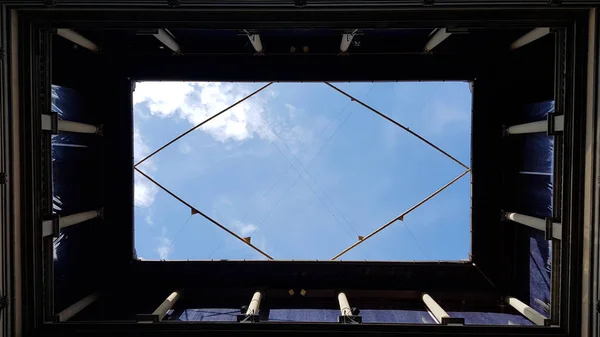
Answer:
152, 291, 182, 321
337, 292, 352, 316
424, 28, 451, 52
582, 8, 598, 337
56, 294, 99, 322
510, 28, 551, 50
505, 296, 547, 326
56, 29, 99, 52
506, 120, 548, 134
153, 29, 180, 53
340, 31, 356, 52
246, 291, 262, 315
422, 293, 449, 324
58, 120, 99, 134
247, 34, 263, 53
504, 212, 562, 240
60, 209, 102, 229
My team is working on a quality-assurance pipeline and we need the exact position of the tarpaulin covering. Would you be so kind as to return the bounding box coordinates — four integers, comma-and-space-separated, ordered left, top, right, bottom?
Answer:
52, 85, 104, 314
177, 308, 527, 324
504, 100, 554, 319
448, 311, 532, 325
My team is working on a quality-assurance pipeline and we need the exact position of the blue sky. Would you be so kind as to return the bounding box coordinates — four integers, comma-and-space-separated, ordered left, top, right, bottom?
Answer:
133, 81, 471, 261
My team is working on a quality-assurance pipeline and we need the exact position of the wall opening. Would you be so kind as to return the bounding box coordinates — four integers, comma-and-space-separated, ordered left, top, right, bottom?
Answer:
132, 81, 472, 261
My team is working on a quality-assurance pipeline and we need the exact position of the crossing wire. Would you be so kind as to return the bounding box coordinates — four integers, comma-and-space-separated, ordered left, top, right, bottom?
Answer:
257, 83, 376, 234
247, 84, 376, 259
135, 82, 273, 167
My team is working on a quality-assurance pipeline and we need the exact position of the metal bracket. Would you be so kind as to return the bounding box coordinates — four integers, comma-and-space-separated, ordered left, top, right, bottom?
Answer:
545, 217, 554, 241
44, 0, 57, 7
136, 314, 160, 323
294, 0, 307, 7
547, 113, 556, 136
442, 317, 465, 325
167, 0, 180, 7
41, 112, 58, 134
338, 315, 362, 324
42, 214, 60, 238
237, 314, 259, 322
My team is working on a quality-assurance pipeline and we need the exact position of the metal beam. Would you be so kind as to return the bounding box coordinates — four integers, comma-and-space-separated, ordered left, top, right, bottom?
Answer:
338, 292, 352, 316
41, 114, 102, 135
504, 296, 549, 326
138, 290, 182, 322
135, 168, 274, 259
337, 292, 361, 323
153, 29, 180, 54
331, 169, 470, 260
503, 212, 562, 240
246, 32, 263, 53
324, 82, 469, 170
340, 30, 358, 53
505, 115, 564, 135
424, 28, 451, 52
135, 82, 272, 167
56, 29, 99, 52
55, 294, 99, 322
237, 291, 262, 322
510, 28, 551, 50
422, 293, 463, 325
42, 209, 103, 237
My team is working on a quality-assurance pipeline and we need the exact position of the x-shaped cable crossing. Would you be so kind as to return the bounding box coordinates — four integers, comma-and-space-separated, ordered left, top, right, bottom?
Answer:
134, 81, 470, 260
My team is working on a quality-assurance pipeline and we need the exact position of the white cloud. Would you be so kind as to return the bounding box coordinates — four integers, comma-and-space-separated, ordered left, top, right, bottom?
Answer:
285, 103, 297, 118
135, 178, 158, 208
133, 81, 272, 143
179, 142, 192, 154
156, 226, 172, 260
134, 126, 150, 163
236, 222, 258, 237
134, 126, 158, 208
145, 215, 154, 226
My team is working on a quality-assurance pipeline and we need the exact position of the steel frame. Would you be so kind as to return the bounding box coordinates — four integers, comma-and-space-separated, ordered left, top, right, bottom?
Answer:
0, 2, 594, 337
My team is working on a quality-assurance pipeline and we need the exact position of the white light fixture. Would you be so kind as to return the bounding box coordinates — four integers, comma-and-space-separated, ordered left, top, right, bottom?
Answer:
340, 29, 358, 53
153, 29, 181, 53
424, 28, 452, 52
510, 28, 551, 50
56, 29, 99, 52
246, 31, 263, 53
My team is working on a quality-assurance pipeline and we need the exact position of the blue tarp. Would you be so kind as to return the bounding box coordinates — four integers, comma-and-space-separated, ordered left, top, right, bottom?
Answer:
512, 101, 553, 317
177, 308, 528, 324
448, 311, 533, 325
51, 85, 104, 313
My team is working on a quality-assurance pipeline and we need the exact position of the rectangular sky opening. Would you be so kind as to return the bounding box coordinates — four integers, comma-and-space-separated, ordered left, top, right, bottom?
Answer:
133, 81, 472, 261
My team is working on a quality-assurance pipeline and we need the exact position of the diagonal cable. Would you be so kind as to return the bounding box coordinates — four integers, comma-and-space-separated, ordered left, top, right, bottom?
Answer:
134, 168, 274, 260
163, 214, 193, 258
254, 84, 376, 237
135, 82, 273, 167
402, 219, 430, 260
331, 169, 470, 260
324, 82, 469, 170
251, 111, 358, 242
